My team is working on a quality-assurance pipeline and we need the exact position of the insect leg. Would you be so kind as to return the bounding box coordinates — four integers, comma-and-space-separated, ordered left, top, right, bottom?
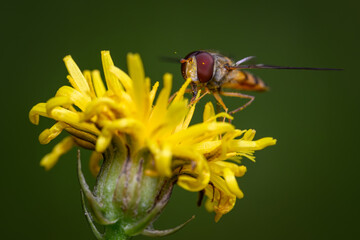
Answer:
220, 91, 255, 115
190, 90, 209, 105
190, 82, 198, 102
213, 92, 228, 112
168, 88, 192, 103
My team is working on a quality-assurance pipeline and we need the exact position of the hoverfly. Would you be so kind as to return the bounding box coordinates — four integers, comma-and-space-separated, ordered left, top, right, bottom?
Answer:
179, 50, 342, 115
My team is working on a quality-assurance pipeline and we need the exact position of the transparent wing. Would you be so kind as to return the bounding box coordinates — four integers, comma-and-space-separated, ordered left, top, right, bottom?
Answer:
229, 63, 343, 71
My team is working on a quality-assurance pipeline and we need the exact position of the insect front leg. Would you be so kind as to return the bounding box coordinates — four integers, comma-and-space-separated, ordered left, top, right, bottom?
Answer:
220, 91, 255, 115
190, 82, 198, 102
168, 88, 192, 103
212, 92, 230, 123
190, 90, 209, 105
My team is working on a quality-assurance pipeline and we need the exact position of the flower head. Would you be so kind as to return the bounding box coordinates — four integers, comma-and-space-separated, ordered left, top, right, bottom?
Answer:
30, 51, 276, 238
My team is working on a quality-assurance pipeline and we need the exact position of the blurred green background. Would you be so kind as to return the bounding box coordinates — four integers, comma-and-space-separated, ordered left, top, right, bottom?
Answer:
1, 0, 359, 239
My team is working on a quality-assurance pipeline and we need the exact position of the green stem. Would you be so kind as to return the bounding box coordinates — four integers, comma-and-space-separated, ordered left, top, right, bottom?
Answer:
104, 224, 131, 240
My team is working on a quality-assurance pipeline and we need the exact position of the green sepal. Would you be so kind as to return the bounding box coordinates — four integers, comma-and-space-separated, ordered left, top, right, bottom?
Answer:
123, 179, 174, 236
81, 190, 104, 240
142, 215, 195, 237
77, 150, 119, 225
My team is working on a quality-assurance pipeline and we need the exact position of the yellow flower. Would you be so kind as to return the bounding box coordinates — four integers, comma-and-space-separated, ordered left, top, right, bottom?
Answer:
29, 51, 276, 232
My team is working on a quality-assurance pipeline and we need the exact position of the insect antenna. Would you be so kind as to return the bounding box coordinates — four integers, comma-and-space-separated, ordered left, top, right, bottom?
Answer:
159, 56, 182, 63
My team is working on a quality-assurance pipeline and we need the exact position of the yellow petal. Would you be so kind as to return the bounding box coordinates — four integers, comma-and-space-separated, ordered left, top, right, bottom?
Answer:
174, 90, 201, 133
143, 76, 151, 118
168, 122, 234, 145
194, 140, 222, 154
255, 137, 277, 149
73, 136, 95, 150
228, 137, 277, 151
148, 73, 172, 131
89, 151, 103, 177
202, 102, 233, 128
110, 65, 133, 94
205, 198, 214, 212
101, 51, 124, 95
46, 96, 73, 116
66, 75, 80, 92
39, 122, 67, 144
149, 81, 159, 109
91, 70, 106, 97
64, 126, 97, 145
154, 144, 172, 177
203, 102, 215, 122
96, 135, 112, 153
204, 175, 237, 222
177, 175, 206, 192
179, 102, 195, 131
29, 103, 48, 125
223, 168, 244, 199
127, 53, 146, 115
204, 193, 236, 223
205, 112, 233, 122
51, 107, 100, 136
82, 97, 128, 121
40, 136, 75, 170
174, 148, 210, 192
211, 161, 247, 177
56, 86, 91, 110
222, 129, 245, 142
83, 70, 96, 98
173, 77, 192, 102
156, 100, 188, 138
242, 129, 256, 141
63, 55, 90, 95
96, 118, 144, 152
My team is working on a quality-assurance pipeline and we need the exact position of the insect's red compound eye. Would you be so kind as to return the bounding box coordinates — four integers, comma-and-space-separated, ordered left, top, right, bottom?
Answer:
195, 52, 214, 83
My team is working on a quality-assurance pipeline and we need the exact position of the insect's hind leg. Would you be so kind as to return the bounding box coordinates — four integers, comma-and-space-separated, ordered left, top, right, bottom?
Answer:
220, 91, 255, 115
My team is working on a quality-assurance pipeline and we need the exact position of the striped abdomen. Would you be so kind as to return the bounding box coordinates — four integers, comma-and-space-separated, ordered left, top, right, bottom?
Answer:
222, 70, 268, 91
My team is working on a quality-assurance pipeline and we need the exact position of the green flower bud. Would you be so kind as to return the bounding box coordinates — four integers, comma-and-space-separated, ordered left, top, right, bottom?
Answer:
78, 137, 192, 240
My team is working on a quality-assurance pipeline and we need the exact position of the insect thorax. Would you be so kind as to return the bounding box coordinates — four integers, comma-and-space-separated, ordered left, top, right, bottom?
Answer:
205, 52, 233, 91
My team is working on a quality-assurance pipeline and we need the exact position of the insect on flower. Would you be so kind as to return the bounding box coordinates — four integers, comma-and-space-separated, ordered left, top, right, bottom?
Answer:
179, 50, 342, 115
